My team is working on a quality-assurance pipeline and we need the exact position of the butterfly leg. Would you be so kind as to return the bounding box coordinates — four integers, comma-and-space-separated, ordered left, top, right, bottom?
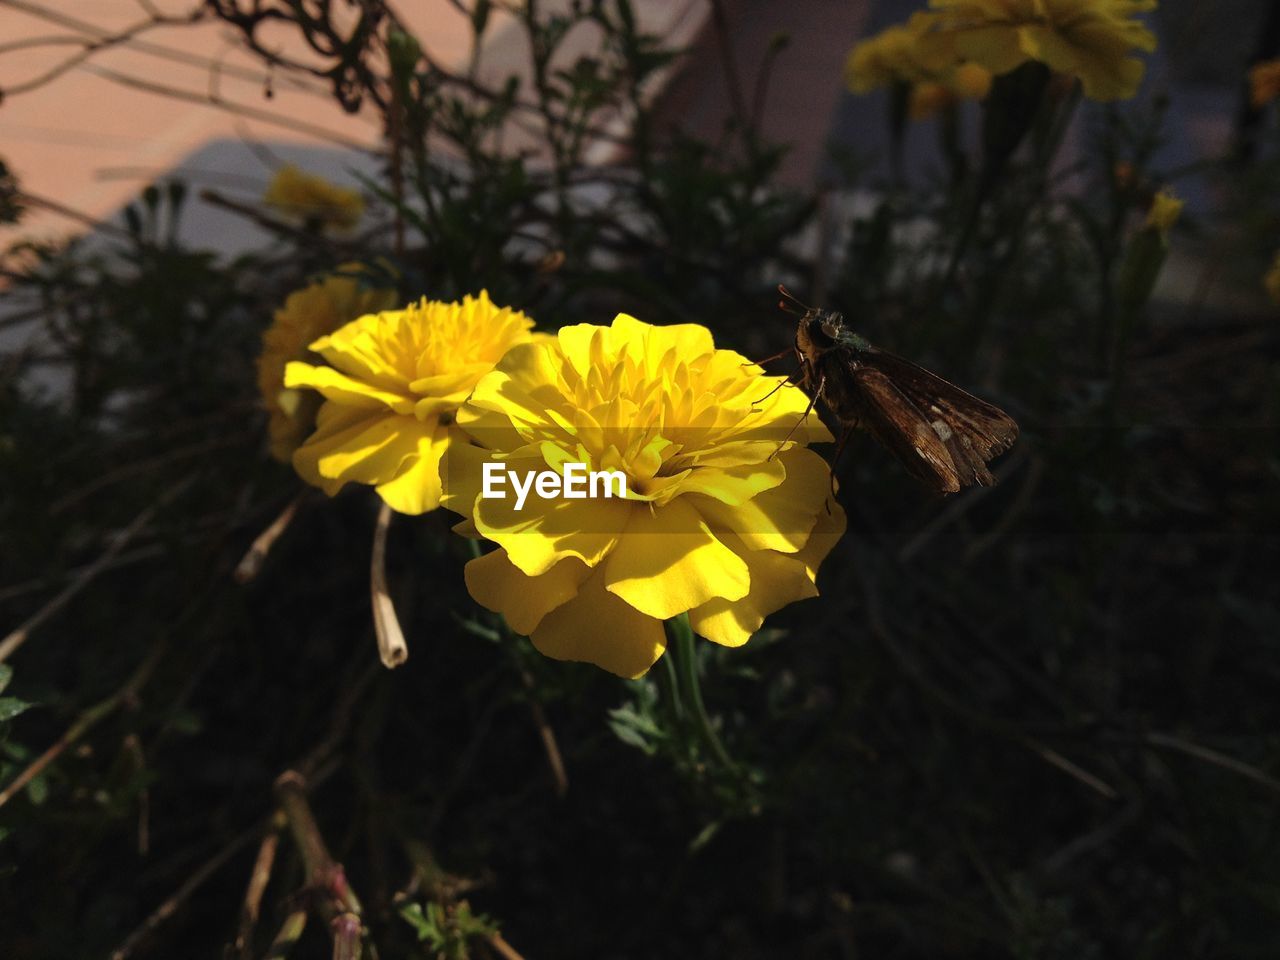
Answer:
768, 372, 824, 461
752, 363, 804, 405
743, 347, 794, 368
827, 425, 857, 498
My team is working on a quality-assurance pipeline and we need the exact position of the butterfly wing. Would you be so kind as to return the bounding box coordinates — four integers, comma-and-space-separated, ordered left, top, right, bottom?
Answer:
847, 363, 964, 494
864, 350, 1019, 462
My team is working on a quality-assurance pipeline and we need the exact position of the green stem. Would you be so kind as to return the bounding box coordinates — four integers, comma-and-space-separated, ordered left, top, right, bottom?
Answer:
660, 650, 684, 722
667, 614, 735, 772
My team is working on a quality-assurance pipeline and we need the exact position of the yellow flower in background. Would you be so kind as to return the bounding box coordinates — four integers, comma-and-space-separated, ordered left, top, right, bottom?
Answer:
1250, 59, 1280, 108
909, 63, 995, 118
284, 292, 539, 515
1265, 253, 1280, 305
257, 265, 398, 462
925, 0, 1158, 101
264, 164, 364, 231
448, 314, 845, 678
845, 14, 992, 118
845, 15, 952, 92
1143, 189, 1182, 236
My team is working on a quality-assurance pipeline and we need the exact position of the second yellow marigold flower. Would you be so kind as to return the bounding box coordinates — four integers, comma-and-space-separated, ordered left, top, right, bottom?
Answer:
284, 292, 540, 515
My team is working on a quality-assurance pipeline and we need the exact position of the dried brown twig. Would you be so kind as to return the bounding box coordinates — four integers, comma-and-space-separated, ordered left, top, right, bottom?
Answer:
371, 502, 408, 668
275, 770, 369, 958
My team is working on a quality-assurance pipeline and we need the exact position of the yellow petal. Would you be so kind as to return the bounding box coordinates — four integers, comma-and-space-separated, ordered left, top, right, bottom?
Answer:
284, 360, 414, 414
953, 24, 1029, 74
689, 544, 818, 648
1017, 24, 1135, 100
556, 323, 611, 382
475, 483, 630, 576
612, 312, 714, 360
656, 457, 786, 507
439, 436, 497, 517
531, 566, 668, 677
604, 498, 750, 619
463, 341, 570, 438
795, 494, 848, 581
693, 446, 831, 553
292, 407, 434, 496
465, 550, 592, 635
690, 501, 846, 647
374, 420, 451, 514
310, 319, 407, 386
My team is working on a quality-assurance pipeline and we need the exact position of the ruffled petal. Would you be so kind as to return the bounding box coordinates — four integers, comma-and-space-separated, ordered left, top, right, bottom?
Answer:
284, 360, 414, 414
689, 501, 846, 647
693, 446, 831, 553
374, 420, 451, 515
530, 565, 668, 678
658, 457, 787, 507
952, 24, 1029, 74
474, 474, 631, 576
689, 545, 818, 648
292, 407, 435, 497
465, 550, 592, 635
604, 498, 750, 619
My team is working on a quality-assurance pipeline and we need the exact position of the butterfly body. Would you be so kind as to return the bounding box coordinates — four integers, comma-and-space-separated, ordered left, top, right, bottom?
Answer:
788, 296, 1018, 495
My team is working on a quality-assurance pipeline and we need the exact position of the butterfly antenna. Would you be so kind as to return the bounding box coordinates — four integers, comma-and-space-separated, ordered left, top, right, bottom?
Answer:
777, 283, 814, 316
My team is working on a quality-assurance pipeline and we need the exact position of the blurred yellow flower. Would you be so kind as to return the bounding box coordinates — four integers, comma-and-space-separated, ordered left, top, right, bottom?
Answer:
846, 16, 951, 92
909, 63, 995, 118
284, 292, 539, 515
845, 15, 992, 118
1250, 59, 1280, 108
448, 314, 846, 678
926, 0, 1158, 101
1143, 189, 1182, 236
257, 266, 398, 462
1265, 253, 1280, 305
263, 164, 364, 231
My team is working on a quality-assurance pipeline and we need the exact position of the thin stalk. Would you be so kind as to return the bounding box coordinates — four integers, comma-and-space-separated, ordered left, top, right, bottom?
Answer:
667, 614, 734, 771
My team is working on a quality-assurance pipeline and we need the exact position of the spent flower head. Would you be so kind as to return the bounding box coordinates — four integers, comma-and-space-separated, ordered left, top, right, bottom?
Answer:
446, 314, 845, 678
284, 291, 540, 515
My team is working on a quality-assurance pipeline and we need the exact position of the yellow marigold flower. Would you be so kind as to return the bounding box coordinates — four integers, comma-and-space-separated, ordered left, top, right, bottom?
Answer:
263, 164, 364, 231
845, 15, 953, 92
284, 292, 539, 515
846, 14, 991, 117
1265, 252, 1280, 305
1251, 59, 1280, 108
926, 0, 1158, 101
447, 314, 846, 678
1143, 189, 1182, 235
908, 64, 994, 118
257, 265, 398, 462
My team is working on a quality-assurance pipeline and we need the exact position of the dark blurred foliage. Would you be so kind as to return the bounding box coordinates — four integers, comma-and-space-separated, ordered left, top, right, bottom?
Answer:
2, 2, 1280, 958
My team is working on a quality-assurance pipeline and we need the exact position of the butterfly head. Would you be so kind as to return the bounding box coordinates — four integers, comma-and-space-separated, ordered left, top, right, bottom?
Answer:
776, 285, 838, 355
794, 306, 849, 361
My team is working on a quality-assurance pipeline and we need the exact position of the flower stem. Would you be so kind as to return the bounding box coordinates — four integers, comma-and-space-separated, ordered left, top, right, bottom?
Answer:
668, 614, 735, 772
